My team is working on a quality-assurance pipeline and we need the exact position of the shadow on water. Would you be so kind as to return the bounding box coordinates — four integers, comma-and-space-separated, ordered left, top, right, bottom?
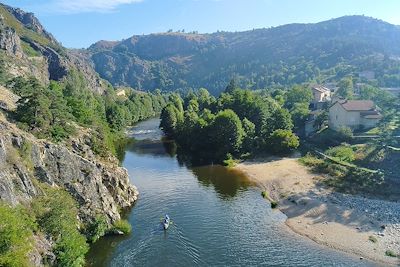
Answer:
191, 165, 255, 199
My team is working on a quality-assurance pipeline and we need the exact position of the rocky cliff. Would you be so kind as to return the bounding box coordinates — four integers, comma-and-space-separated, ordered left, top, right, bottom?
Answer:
0, 4, 140, 266
0, 87, 138, 265
0, 3, 107, 94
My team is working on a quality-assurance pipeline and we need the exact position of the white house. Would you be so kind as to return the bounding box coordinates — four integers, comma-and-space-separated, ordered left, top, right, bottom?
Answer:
311, 85, 331, 110
329, 100, 382, 130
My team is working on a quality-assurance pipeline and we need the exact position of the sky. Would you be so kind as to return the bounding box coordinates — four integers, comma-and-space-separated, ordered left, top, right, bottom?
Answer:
2, 0, 400, 48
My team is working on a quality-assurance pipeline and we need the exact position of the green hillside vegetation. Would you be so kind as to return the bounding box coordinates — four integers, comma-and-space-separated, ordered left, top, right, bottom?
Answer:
160, 84, 304, 164
88, 16, 400, 94
4, 70, 167, 157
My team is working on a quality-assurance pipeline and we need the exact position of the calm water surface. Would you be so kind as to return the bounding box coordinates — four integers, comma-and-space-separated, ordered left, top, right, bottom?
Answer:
87, 118, 376, 267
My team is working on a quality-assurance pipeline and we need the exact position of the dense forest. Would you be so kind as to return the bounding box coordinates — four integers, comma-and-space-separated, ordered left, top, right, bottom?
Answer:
159, 82, 307, 164
87, 16, 400, 94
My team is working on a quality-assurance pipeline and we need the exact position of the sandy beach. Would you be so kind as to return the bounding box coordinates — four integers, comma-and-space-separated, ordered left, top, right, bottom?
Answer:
236, 156, 400, 266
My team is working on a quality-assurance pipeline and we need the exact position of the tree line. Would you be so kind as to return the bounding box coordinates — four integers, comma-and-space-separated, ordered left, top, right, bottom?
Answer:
160, 82, 306, 164
6, 70, 167, 157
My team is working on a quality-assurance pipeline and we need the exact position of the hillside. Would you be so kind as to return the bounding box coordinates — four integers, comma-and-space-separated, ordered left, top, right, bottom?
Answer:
0, 4, 166, 266
86, 16, 400, 94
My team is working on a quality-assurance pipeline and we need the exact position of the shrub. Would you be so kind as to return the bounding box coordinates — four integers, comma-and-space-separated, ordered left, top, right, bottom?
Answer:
111, 219, 132, 235
223, 153, 238, 168
268, 129, 299, 154
385, 250, 397, 257
368, 236, 377, 243
270, 201, 278, 209
85, 216, 109, 243
299, 153, 324, 167
32, 186, 88, 266
0, 202, 36, 267
326, 146, 355, 162
336, 126, 353, 142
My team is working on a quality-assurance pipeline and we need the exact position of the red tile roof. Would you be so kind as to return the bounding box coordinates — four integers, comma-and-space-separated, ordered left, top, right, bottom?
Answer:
337, 100, 376, 111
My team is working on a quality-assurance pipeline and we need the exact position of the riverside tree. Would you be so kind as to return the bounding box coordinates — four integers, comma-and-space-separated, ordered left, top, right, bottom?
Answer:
159, 86, 298, 163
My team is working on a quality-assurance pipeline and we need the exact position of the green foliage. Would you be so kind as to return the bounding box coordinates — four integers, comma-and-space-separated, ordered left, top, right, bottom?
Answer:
285, 85, 313, 109
85, 216, 109, 243
325, 146, 355, 162
268, 129, 300, 154
336, 126, 353, 142
0, 202, 36, 267
89, 16, 400, 94
33, 186, 89, 267
336, 77, 354, 99
9, 72, 166, 156
112, 219, 132, 235
385, 250, 397, 257
208, 109, 244, 161
160, 87, 296, 163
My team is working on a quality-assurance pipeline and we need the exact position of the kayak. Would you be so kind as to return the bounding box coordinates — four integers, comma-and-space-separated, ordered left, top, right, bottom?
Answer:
163, 215, 170, 230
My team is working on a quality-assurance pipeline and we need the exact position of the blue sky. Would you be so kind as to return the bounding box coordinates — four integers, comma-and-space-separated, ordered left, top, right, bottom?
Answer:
3, 0, 400, 48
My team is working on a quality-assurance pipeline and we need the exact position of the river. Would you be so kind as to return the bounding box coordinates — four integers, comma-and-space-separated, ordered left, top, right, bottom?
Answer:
86, 118, 375, 267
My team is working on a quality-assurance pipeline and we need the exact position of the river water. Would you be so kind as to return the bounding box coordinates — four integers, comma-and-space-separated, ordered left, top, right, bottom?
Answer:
87, 118, 375, 267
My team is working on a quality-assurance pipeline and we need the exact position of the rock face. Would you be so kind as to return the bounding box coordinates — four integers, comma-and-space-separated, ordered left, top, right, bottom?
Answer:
1, 3, 58, 45
0, 3, 107, 94
0, 117, 138, 223
0, 15, 23, 57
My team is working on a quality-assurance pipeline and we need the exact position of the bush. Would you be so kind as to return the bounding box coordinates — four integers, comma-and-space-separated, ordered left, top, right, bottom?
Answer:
223, 153, 238, 167
111, 219, 132, 235
0, 202, 36, 267
385, 250, 397, 257
368, 236, 377, 243
268, 129, 299, 154
336, 126, 353, 142
85, 216, 109, 243
32, 186, 88, 266
326, 146, 355, 162
270, 201, 278, 209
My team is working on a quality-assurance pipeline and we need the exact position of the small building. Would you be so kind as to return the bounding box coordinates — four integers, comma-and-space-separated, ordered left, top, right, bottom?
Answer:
329, 100, 382, 131
311, 85, 331, 110
305, 110, 322, 137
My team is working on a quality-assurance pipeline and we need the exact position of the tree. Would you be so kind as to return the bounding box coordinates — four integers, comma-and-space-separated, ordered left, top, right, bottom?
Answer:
208, 109, 244, 161
336, 77, 354, 99
160, 103, 183, 137
285, 85, 313, 109
242, 118, 256, 153
224, 79, 238, 94
268, 129, 299, 154
290, 102, 310, 131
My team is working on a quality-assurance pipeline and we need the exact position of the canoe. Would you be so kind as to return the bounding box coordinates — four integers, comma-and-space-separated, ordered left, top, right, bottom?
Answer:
163, 215, 170, 230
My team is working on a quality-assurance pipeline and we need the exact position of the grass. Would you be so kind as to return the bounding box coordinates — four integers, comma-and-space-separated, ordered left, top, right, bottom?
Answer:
111, 219, 132, 235
299, 152, 384, 194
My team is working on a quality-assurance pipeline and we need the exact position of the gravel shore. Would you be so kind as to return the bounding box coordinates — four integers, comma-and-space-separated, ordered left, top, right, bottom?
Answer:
236, 156, 400, 266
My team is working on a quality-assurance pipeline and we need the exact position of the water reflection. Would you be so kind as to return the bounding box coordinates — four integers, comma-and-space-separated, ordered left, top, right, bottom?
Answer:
191, 165, 255, 199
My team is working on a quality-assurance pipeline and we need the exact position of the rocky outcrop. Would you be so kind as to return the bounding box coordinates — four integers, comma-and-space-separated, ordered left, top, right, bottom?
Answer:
1, 3, 58, 45
0, 15, 23, 57
0, 117, 138, 223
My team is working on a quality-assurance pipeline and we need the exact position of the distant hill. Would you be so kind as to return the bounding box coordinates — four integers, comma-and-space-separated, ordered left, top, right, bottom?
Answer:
85, 16, 400, 94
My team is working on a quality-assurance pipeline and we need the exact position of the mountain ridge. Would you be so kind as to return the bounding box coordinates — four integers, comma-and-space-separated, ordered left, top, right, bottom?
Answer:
85, 15, 400, 94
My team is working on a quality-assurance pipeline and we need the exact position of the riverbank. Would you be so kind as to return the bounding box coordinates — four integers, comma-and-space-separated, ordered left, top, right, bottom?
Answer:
236, 156, 400, 266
